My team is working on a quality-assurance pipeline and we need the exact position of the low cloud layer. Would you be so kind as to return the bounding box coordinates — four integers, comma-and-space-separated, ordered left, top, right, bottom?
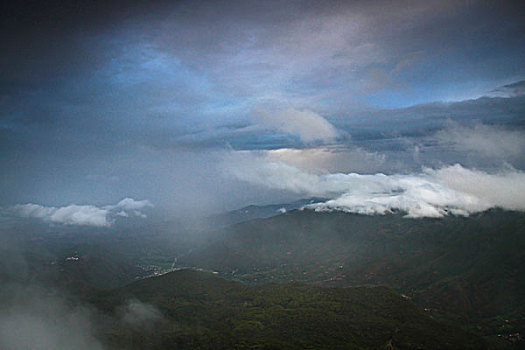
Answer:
226, 154, 525, 218
118, 299, 163, 329
0, 286, 104, 350
10, 198, 153, 227
254, 108, 338, 143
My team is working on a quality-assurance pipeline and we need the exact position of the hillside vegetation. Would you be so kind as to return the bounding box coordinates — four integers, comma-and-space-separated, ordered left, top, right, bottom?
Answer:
91, 269, 489, 350
178, 210, 525, 340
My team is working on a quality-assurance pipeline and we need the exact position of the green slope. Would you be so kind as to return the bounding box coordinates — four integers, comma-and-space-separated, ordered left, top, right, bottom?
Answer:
177, 210, 525, 341
56, 243, 148, 289
91, 269, 489, 350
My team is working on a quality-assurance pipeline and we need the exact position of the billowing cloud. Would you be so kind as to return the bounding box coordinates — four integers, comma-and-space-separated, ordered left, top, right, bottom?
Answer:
427, 165, 525, 212
254, 108, 338, 143
11, 204, 110, 227
225, 154, 525, 218
10, 198, 153, 227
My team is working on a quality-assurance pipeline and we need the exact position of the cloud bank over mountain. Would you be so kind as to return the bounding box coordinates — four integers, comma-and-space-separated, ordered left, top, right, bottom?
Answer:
226, 154, 525, 218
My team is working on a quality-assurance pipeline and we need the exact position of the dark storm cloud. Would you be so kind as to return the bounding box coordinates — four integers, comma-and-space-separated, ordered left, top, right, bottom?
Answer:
1, 0, 524, 211
1, 0, 126, 88
3, 0, 524, 99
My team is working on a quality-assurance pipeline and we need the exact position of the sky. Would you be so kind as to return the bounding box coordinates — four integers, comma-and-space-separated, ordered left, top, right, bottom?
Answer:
1, 0, 525, 222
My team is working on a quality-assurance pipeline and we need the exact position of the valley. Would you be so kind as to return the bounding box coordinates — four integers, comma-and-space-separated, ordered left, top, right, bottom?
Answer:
1, 207, 524, 348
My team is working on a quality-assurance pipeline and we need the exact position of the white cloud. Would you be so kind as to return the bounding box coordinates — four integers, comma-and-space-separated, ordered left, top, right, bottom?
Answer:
225, 153, 525, 218
434, 121, 525, 159
48, 205, 110, 227
12, 204, 110, 227
105, 198, 154, 212
12, 204, 56, 220
427, 164, 525, 211
10, 198, 153, 227
254, 108, 338, 143
309, 171, 489, 218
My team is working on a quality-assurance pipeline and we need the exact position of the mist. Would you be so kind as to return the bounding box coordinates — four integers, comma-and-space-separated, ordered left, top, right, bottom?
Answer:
0, 285, 104, 350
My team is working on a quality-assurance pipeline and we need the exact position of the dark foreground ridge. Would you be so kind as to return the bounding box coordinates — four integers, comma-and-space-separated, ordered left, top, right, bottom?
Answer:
90, 269, 488, 349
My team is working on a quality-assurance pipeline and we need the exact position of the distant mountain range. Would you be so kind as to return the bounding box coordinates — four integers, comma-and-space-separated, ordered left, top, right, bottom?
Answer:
207, 197, 326, 226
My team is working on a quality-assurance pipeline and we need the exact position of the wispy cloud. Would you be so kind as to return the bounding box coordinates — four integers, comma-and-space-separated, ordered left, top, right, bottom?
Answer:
433, 120, 525, 159
118, 299, 163, 328
488, 80, 525, 98
263, 146, 386, 173
10, 198, 153, 227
